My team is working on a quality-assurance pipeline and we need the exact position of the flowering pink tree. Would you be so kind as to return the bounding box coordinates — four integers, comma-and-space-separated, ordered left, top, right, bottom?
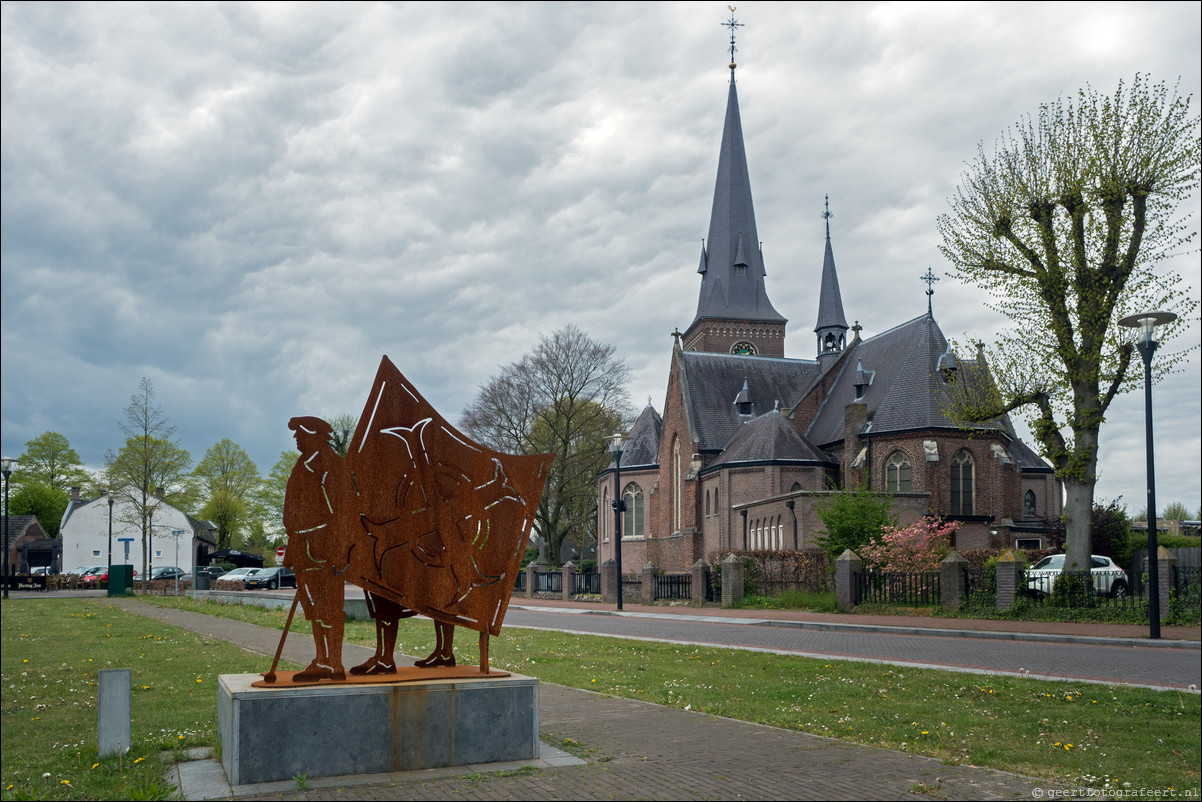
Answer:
860, 517, 958, 574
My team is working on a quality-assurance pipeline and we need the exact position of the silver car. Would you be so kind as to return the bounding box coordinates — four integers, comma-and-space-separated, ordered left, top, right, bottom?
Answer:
1026, 554, 1130, 598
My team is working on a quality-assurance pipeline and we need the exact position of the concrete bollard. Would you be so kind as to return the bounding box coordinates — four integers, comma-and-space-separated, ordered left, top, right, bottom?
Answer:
98, 668, 132, 757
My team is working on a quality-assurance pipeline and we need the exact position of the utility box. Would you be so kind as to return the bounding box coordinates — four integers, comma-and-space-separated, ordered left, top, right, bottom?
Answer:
107, 564, 134, 596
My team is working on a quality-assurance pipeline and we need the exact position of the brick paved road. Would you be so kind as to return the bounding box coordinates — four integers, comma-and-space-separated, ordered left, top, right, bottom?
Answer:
503, 606, 1201, 689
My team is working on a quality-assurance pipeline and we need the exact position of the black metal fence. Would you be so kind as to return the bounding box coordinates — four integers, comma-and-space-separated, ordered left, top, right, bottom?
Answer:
852, 571, 941, 605
576, 572, 601, 595
1173, 565, 1201, 617
654, 574, 691, 601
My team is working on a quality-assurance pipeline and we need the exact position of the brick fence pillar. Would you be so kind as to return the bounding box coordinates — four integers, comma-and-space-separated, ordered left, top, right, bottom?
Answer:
642, 562, 658, 605
691, 559, 710, 605
562, 560, 577, 601
835, 549, 863, 611
600, 559, 616, 604
525, 562, 538, 599
995, 549, 1024, 610
941, 550, 969, 612
1155, 546, 1178, 625
721, 553, 744, 608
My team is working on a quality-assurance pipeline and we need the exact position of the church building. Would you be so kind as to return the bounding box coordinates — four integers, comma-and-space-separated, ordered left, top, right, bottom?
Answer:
597, 52, 1061, 574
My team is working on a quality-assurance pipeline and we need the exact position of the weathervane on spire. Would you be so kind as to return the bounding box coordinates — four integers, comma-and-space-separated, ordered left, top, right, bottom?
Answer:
822, 194, 833, 238
921, 266, 940, 318
723, 7, 743, 70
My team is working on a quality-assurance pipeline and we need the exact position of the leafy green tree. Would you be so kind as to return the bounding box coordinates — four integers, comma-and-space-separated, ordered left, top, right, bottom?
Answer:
812, 485, 898, 562
194, 439, 261, 551
9, 482, 70, 537
104, 378, 192, 589
13, 431, 91, 491
257, 450, 295, 541
937, 76, 1199, 575
1090, 499, 1132, 567
1159, 501, 1192, 522
460, 325, 632, 564
325, 413, 358, 457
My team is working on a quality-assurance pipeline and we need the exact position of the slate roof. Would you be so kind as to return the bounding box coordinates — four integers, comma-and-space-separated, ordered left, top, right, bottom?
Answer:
805, 315, 1017, 446
690, 75, 786, 329
680, 350, 822, 453
814, 226, 849, 332
703, 409, 834, 473
608, 404, 663, 470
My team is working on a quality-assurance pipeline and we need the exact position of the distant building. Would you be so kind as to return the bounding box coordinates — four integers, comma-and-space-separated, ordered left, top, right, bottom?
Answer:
597, 60, 1061, 573
5, 515, 59, 574
59, 487, 217, 572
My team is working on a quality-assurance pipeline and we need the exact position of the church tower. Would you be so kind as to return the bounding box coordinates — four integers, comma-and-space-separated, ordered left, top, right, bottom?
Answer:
814, 195, 849, 368
681, 38, 786, 358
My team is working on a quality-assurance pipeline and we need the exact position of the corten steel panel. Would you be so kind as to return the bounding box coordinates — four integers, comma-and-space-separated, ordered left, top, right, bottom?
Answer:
276, 356, 553, 682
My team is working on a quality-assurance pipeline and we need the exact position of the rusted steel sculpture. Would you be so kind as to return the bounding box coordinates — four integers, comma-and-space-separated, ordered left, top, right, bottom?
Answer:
264, 356, 552, 685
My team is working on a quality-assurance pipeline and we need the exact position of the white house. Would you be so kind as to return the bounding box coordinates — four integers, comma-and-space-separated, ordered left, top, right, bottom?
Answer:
59, 487, 217, 574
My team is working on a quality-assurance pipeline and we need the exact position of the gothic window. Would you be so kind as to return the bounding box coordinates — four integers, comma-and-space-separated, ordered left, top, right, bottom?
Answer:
885, 451, 912, 492
602, 487, 610, 541
1024, 490, 1037, 517
790, 481, 802, 492
673, 440, 682, 531
950, 449, 975, 515
705, 489, 711, 517
623, 483, 645, 538
714, 487, 719, 513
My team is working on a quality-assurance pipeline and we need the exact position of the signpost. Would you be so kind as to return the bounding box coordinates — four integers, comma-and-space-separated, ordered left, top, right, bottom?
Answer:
172, 529, 187, 596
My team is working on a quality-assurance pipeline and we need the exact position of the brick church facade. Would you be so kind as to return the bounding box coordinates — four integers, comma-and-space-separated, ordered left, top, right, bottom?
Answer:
596, 62, 1062, 574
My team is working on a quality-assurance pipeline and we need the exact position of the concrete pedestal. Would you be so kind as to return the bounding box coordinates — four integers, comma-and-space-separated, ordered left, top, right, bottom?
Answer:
218, 672, 540, 785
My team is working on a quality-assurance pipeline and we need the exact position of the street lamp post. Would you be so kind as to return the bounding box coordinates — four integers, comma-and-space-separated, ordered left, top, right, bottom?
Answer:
106, 490, 115, 573
2, 458, 14, 600
172, 529, 187, 597
608, 432, 630, 611
1118, 310, 1177, 640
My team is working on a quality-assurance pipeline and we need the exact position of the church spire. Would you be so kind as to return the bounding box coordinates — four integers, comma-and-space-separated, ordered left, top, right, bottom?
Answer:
815, 195, 849, 366
683, 12, 786, 358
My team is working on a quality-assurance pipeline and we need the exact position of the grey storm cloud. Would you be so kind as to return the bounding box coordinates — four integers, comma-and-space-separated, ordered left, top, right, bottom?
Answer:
2, 1, 1199, 513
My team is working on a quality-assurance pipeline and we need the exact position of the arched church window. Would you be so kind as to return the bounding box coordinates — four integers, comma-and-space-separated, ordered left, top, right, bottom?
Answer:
790, 481, 802, 492
623, 483, 645, 538
950, 450, 975, 515
673, 440, 682, 531
602, 487, 610, 540
1024, 490, 1037, 517
705, 489, 711, 517
885, 452, 912, 492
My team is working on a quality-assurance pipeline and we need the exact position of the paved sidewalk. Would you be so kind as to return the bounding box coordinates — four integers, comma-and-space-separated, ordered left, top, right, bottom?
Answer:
101, 597, 1084, 801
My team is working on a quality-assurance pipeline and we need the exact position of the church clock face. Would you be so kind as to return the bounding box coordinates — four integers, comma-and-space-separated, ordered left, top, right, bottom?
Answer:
731, 341, 756, 356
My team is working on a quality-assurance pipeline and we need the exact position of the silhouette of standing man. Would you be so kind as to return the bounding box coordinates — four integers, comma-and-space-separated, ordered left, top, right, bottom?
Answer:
284, 416, 356, 681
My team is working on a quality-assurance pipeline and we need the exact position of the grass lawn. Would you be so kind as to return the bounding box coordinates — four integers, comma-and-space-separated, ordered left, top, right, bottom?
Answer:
4, 595, 1199, 799
0, 598, 299, 801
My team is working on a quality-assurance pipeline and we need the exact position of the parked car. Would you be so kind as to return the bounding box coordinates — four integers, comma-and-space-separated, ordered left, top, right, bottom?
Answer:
1025, 554, 1129, 598
150, 566, 187, 582
67, 566, 103, 577
216, 567, 261, 585
244, 567, 296, 590
83, 566, 138, 584
195, 565, 227, 580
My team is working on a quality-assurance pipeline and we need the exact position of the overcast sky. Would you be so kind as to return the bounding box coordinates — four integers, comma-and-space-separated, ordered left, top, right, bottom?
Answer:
2, 2, 1199, 515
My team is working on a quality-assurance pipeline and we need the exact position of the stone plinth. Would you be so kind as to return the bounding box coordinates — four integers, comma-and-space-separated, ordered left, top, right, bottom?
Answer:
218, 672, 539, 785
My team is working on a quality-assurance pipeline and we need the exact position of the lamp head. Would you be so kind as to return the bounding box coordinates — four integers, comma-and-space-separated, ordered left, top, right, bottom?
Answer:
1118, 311, 1177, 346
0, 458, 13, 477
608, 431, 630, 456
